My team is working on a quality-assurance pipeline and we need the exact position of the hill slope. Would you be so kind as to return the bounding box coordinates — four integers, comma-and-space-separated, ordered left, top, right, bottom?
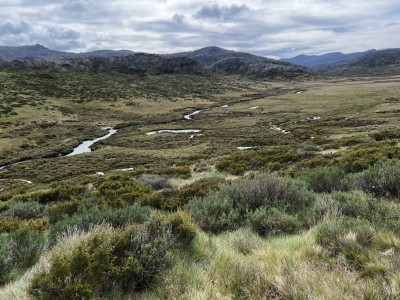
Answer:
167, 46, 309, 78
321, 48, 400, 76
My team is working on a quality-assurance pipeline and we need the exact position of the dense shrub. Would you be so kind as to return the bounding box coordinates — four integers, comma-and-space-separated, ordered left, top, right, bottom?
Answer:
48, 204, 151, 245
95, 175, 151, 206
0, 229, 45, 285
186, 174, 315, 233
0, 202, 10, 214
138, 174, 171, 190
303, 166, 347, 193
351, 159, 400, 198
45, 200, 81, 224
370, 130, 400, 141
0, 217, 48, 233
249, 207, 301, 237
29, 222, 174, 299
331, 191, 400, 234
215, 146, 312, 175
222, 174, 314, 213
140, 177, 226, 210
163, 210, 197, 245
337, 143, 400, 173
140, 189, 178, 210
11, 185, 85, 204
0, 201, 44, 220
332, 192, 370, 219
185, 194, 242, 233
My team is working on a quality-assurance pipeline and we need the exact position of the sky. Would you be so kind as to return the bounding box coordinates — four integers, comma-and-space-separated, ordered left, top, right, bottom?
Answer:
0, 0, 399, 58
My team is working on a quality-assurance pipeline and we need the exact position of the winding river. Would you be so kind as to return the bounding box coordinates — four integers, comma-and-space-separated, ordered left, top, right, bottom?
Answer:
146, 129, 202, 135
66, 127, 117, 156
184, 110, 203, 120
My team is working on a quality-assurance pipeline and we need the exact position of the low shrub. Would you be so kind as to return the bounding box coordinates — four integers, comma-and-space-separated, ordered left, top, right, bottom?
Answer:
45, 200, 81, 224
95, 175, 151, 206
370, 130, 400, 141
223, 174, 314, 213
164, 210, 197, 245
48, 204, 151, 246
0, 202, 10, 214
0, 217, 48, 233
0, 229, 45, 285
186, 174, 315, 234
140, 189, 177, 210
351, 159, 400, 198
12, 185, 85, 204
137, 174, 171, 190
337, 143, 400, 173
29, 222, 174, 299
140, 177, 226, 210
333, 192, 370, 219
249, 207, 301, 237
1, 201, 44, 220
303, 166, 347, 193
185, 194, 242, 233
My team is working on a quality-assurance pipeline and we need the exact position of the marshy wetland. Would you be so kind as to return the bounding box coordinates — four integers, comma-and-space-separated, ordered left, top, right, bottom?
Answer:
1, 69, 400, 299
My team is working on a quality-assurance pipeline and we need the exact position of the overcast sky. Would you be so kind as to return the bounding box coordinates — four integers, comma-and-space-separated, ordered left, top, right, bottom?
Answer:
0, 0, 399, 58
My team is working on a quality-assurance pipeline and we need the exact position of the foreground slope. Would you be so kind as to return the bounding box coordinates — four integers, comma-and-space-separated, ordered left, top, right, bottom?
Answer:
0, 56, 400, 299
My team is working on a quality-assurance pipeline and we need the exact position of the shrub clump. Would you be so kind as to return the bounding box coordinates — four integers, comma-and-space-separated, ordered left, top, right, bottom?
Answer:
28, 212, 197, 299
185, 194, 241, 233
249, 207, 301, 237
186, 174, 315, 234
0, 201, 44, 220
351, 159, 400, 198
140, 177, 226, 210
137, 174, 171, 190
45, 200, 80, 224
302, 166, 347, 193
48, 204, 151, 245
29, 222, 173, 299
0, 229, 45, 285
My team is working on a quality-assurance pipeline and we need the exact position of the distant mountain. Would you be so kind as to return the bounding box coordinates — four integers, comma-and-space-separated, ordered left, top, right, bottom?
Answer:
78, 49, 134, 58
166, 46, 309, 78
281, 50, 375, 69
0, 44, 76, 61
0, 45, 310, 79
320, 48, 400, 76
0, 44, 134, 61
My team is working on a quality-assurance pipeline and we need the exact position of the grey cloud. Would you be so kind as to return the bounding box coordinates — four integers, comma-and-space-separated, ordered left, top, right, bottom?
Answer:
0, 20, 30, 35
45, 27, 80, 40
193, 3, 250, 21
172, 13, 185, 24
135, 19, 193, 33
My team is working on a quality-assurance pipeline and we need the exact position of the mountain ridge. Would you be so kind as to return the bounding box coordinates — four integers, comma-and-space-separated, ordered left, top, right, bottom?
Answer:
0, 45, 310, 79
